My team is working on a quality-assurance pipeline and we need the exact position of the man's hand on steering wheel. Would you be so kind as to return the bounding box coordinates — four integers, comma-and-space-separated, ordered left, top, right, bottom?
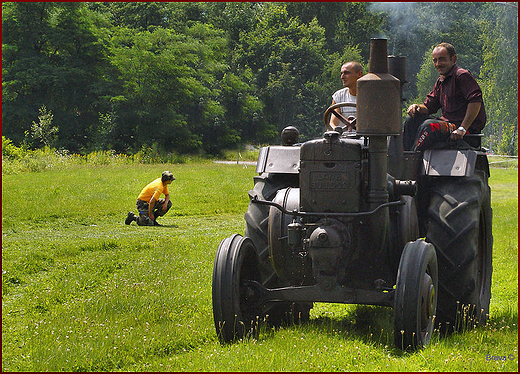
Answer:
333, 116, 356, 133
324, 102, 357, 132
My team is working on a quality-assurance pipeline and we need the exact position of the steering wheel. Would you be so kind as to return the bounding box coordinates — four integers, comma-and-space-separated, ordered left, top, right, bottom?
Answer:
323, 102, 357, 132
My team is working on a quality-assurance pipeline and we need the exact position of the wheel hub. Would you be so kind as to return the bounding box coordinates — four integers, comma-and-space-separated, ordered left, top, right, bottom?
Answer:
421, 273, 435, 328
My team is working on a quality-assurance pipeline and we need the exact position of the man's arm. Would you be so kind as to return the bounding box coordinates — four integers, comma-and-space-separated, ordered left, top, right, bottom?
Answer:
328, 99, 340, 130
450, 102, 481, 140
328, 100, 355, 131
162, 194, 170, 210
148, 197, 156, 220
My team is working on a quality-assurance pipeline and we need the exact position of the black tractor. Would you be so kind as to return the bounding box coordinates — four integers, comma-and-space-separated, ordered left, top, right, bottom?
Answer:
212, 38, 492, 350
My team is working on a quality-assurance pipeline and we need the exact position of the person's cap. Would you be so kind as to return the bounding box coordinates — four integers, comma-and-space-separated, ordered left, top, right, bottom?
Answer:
162, 170, 175, 181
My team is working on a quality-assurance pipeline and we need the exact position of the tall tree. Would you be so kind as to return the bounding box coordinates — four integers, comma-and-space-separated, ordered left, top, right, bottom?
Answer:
88, 2, 170, 30
107, 21, 267, 154
285, 2, 382, 58
478, 2, 518, 155
186, 2, 263, 48
236, 3, 328, 139
2, 2, 110, 151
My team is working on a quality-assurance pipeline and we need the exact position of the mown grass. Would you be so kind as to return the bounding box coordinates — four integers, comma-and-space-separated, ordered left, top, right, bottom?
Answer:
2, 160, 517, 372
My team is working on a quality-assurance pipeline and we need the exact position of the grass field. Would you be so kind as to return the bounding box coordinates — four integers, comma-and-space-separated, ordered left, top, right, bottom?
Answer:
2, 160, 518, 372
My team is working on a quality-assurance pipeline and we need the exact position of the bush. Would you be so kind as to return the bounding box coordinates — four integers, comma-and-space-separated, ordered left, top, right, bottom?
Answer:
2, 137, 191, 175
2, 146, 83, 175
2, 136, 25, 159
86, 150, 132, 165
132, 143, 190, 164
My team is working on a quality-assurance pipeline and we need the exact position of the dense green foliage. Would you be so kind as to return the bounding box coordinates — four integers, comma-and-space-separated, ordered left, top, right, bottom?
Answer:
2, 160, 517, 371
2, 2, 518, 155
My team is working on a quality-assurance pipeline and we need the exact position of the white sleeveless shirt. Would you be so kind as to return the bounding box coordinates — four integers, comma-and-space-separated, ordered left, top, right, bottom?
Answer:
332, 87, 357, 118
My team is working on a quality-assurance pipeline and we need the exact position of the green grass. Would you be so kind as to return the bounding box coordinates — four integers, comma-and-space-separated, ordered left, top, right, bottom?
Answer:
2, 161, 517, 372
487, 155, 518, 170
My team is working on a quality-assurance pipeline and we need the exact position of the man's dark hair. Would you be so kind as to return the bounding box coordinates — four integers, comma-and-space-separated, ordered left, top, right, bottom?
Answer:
435, 42, 456, 58
161, 170, 175, 182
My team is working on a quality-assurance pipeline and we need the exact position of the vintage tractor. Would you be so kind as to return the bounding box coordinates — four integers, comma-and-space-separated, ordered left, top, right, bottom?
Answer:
212, 38, 492, 350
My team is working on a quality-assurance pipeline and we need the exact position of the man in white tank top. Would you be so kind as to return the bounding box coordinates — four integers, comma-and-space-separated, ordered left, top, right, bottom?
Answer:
328, 61, 364, 131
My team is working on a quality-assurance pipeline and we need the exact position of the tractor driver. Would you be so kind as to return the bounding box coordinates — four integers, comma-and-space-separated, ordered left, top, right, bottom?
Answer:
125, 170, 175, 226
328, 61, 364, 131
403, 42, 486, 151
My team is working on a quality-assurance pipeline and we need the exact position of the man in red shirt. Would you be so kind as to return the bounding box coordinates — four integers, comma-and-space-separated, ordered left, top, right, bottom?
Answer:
125, 170, 175, 226
403, 42, 486, 151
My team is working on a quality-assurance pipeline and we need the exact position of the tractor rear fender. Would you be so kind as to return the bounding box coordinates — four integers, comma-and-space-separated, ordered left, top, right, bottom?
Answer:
421, 149, 480, 177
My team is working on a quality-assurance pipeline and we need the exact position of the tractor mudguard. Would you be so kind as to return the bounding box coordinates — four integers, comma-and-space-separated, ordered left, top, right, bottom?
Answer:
256, 146, 301, 174
421, 149, 478, 177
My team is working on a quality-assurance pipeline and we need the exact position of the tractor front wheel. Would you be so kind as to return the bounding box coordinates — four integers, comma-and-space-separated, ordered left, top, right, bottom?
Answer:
394, 239, 438, 350
212, 234, 262, 343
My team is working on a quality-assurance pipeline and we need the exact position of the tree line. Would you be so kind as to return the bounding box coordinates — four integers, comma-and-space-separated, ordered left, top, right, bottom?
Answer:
2, 2, 517, 156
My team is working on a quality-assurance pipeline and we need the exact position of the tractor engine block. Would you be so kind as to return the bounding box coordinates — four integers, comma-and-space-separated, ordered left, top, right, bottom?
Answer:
300, 132, 366, 214
268, 133, 367, 286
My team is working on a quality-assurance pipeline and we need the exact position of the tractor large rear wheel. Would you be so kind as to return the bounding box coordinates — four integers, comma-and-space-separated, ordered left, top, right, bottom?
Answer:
426, 170, 492, 332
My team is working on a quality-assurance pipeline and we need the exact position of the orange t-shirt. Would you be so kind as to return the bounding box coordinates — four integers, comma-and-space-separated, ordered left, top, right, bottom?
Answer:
137, 178, 169, 202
